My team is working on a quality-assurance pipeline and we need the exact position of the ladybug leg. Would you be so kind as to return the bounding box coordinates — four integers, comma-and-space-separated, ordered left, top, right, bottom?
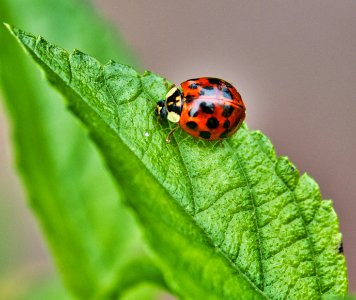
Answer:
166, 125, 179, 144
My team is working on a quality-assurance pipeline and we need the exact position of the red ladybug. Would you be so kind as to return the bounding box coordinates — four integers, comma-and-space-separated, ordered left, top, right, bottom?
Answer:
155, 77, 246, 143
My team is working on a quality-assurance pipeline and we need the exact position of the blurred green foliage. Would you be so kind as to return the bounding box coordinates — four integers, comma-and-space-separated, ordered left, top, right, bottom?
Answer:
0, 0, 165, 299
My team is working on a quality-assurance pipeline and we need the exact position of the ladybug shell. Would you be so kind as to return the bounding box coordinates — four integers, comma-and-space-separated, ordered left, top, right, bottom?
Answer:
179, 77, 246, 140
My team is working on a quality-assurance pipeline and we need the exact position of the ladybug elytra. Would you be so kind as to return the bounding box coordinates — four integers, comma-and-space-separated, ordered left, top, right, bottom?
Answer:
155, 77, 246, 143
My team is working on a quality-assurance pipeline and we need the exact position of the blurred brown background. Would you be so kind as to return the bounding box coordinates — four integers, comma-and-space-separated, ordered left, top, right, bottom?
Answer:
1, 0, 355, 295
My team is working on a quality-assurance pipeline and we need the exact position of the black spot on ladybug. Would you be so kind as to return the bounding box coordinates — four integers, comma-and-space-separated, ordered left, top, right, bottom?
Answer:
206, 117, 219, 129
185, 94, 194, 103
223, 120, 230, 128
199, 131, 211, 139
199, 90, 205, 96
222, 105, 234, 117
186, 121, 198, 129
189, 107, 199, 117
338, 242, 344, 254
188, 83, 198, 89
200, 101, 215, 114
220, 130, 229, 139
208, 78, 221, 85
222, 87, 233, 100
203, 85, 214, 90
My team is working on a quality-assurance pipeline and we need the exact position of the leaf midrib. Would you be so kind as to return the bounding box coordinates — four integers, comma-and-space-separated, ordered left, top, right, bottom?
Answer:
173, 137, 196, 213
233, 147, 266, 291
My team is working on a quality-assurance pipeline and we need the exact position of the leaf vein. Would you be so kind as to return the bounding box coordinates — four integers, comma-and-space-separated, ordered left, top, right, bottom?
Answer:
228, 141, 266, 291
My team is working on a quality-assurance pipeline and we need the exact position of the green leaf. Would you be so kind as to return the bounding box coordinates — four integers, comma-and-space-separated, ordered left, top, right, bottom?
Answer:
0, 1, 163, 298
6, 26, 348, 299
96, 256, 169, 300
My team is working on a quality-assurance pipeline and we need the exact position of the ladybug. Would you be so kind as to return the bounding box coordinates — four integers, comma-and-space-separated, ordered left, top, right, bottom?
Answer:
155, 77, 246, 143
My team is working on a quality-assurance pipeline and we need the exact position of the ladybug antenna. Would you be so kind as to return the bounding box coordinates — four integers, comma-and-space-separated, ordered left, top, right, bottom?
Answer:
166, 125, 179, 143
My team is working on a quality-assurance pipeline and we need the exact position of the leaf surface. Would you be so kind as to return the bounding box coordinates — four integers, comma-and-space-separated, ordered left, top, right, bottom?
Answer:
6, 26, 348, 299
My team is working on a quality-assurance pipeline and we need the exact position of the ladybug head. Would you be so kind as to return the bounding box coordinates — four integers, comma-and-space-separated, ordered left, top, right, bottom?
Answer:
155, 86, 183, 123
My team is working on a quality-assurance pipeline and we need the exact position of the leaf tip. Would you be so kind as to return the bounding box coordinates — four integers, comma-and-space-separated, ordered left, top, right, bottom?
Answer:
3, 22, 15, 35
